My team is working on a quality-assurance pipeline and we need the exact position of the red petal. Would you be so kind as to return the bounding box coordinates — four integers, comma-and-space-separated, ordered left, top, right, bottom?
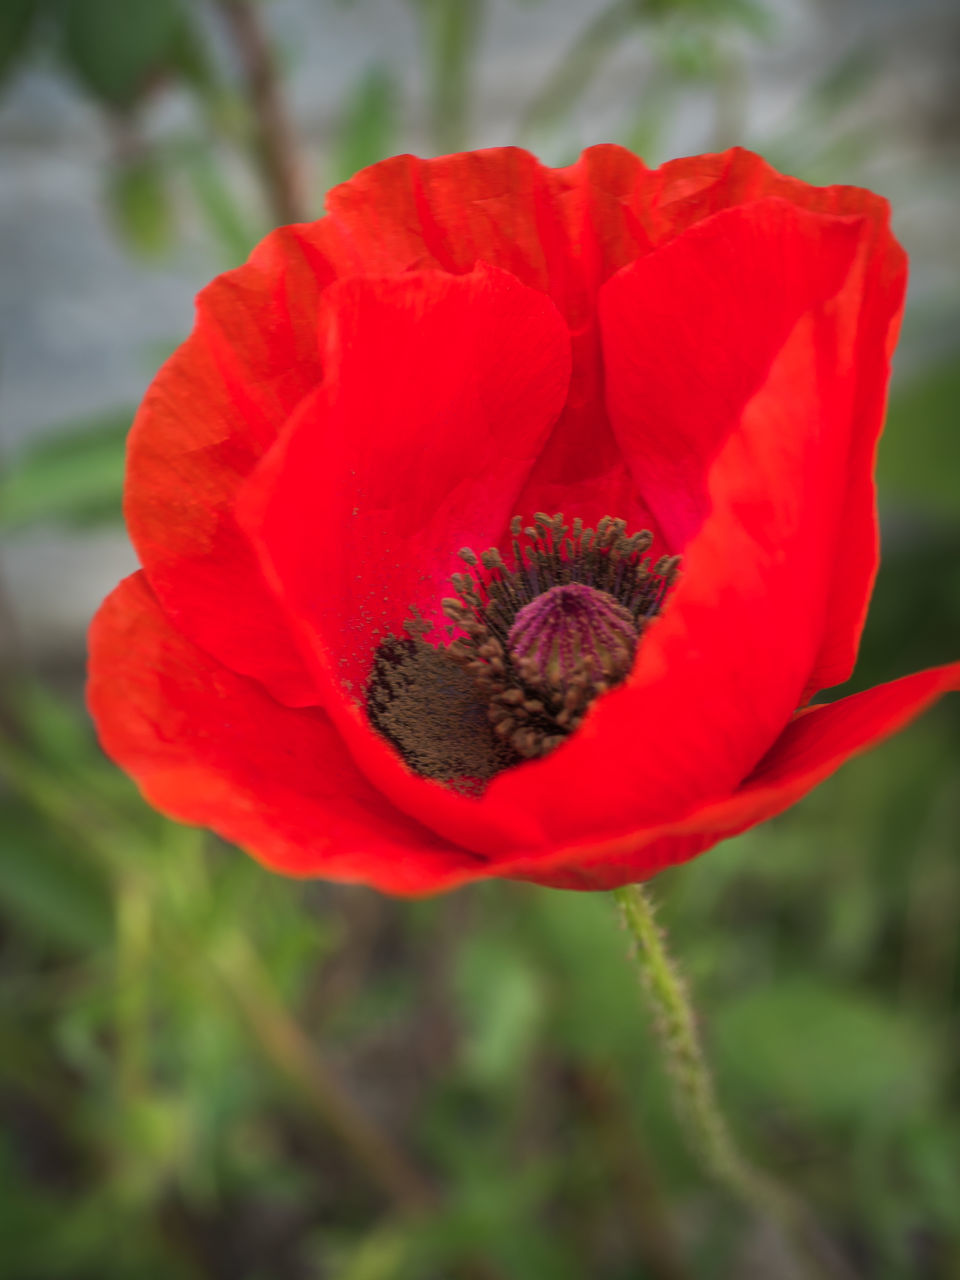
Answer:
799, 209, 906, 696
501, 662, 960, 890
308, 147, 658, 534
238, 264, 571, 691
87, 573, 483, 894
461, 200, 878, 856
591, 153, 905, 695
126, 228, 334, 707
321, 148, 588, 299
319, 144, 898, 313
600, 197, 901, 549
316, 147, 823, 538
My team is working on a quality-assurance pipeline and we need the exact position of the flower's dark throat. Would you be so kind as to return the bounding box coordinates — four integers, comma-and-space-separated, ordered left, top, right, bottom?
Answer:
365, 514, 681, 794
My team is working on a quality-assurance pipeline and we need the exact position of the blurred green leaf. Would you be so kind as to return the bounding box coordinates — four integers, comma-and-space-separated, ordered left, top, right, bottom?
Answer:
107, 151, 176, 257
453, 933, 543, 1086
420, 1165, 578, 1280
0, 0, 40, 87
669, 0, 772, 34
5, 682, 104, 776
411, 0, 483, 154
854, 527, 960, 686
332, 66, 398, 186
59, 0, 186, 110
715, 979, 942, 1128
809, 45, 878, 113
878, 351, 960, 516
325, 1223, 411, 1280
521, 0, 768, 139
519, 0, 637, 139
165, 3, 218, 99
113, 1094, 196, 1203
0, 799, 111, 949
661, 28, 723, 80
1, 408, 130, 529
906, 1119, 960, 1233
178, 143, 260, 264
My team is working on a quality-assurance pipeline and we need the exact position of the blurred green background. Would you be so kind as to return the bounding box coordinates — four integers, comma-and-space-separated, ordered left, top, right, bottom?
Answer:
1, 2, 958, 1277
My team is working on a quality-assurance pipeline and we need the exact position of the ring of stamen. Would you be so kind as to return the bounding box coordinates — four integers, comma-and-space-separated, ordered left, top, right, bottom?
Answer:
365, 512, 681, 783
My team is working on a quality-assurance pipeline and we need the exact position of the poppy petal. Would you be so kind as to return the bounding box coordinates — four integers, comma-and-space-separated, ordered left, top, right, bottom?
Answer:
600, 197, 898, 551
126, 228, 333, 707
318, 144, 896, 316
238, 263, 571, 691
501, 661, 960, 890
589, 152, 905, 694
87, 573, 484, 894
454, 200, 879, 857
800, 214, 906, 696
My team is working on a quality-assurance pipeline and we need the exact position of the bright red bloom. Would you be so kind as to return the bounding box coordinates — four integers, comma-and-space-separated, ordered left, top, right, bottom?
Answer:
88, 145, 959, 894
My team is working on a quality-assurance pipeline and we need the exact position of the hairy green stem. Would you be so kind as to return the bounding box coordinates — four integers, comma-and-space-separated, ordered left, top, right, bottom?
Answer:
612, 883, 853, 1280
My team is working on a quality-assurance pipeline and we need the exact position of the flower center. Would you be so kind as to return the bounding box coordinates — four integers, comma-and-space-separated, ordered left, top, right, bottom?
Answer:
508, 582, 638, 690
365, 513, 680, 791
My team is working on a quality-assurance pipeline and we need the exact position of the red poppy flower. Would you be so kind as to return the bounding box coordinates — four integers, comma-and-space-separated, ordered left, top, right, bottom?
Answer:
88, 145, 959, 894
